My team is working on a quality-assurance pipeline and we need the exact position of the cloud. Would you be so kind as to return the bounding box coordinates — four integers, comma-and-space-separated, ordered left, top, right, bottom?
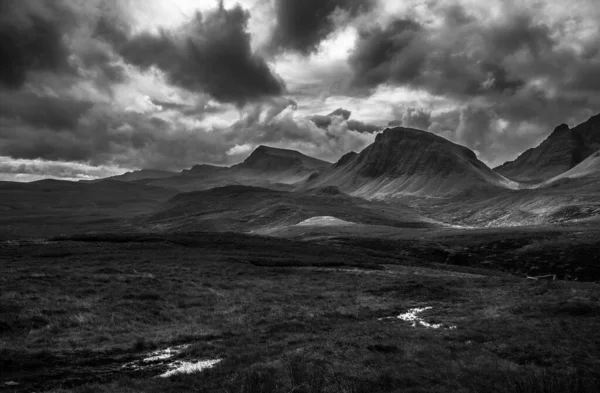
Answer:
268, 0, 373, 55
329, 107, 352, 120
225, 100, 377, 162
349, 11, 540, 97
391, 107, 432, 130
346, 120, 380, 133
308, 108, 380, 133
0, 0, 77, 89
226, 144, 254, 156
350, 19, 425, 89
0, 156, 122, 182
0, 92, 94, 131
98, 3, 284, 106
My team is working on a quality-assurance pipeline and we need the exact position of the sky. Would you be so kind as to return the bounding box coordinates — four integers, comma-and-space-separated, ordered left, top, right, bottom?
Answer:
1, 0, 599, 181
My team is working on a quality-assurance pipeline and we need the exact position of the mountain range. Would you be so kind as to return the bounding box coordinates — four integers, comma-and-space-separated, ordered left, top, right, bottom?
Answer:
122, 145, 330, 192
103, 114, 599, 197
2, 112, 599, 238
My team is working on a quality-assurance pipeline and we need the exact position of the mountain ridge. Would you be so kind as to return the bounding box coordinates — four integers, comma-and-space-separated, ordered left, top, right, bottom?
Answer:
495, 113, 600, 182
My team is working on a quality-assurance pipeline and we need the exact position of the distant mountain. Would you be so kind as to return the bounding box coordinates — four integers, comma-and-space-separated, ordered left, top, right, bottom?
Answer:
305, 127, 515, 198
233, 145, 330, 172
495, 113, 600, 182
181, 164, 228, 176
106, 169, 176, 182
147, 145, 331, 192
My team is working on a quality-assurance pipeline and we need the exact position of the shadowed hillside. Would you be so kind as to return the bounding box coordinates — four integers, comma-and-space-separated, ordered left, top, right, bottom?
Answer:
0, 180, 177, 239
546, 150, 600, 183
140, 185, 437, 233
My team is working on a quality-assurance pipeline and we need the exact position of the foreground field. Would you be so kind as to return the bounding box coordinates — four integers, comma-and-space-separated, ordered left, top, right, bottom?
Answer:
1, 232, 599, 393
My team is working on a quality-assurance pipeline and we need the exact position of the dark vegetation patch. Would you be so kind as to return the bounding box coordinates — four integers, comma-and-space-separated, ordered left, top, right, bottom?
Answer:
1, 231, 599, 392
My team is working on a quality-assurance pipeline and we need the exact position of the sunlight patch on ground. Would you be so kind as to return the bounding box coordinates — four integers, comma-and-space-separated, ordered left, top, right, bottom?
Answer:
159, 359, 222, 378
379, 306, 457, 330
296, 216, 355, 226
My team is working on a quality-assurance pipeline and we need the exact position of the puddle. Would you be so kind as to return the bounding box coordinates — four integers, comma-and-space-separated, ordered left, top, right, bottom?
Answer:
379, 307, 456, 330
3, 343, 221, 390
121, 344, 221, 378
159, 359, 222, 378
142, 344, 189, 362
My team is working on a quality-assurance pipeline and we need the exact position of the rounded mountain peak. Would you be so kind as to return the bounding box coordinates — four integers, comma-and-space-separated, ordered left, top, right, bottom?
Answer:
550, 123, 570, 136
352, 127, 486, 180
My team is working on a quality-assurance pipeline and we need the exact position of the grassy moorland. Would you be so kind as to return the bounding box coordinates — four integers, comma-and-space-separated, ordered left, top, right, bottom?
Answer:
1, 232, 599, 393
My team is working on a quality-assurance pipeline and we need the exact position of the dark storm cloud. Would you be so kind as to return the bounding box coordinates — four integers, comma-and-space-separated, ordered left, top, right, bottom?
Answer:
309, 108, 380, 133
0, 92, 93, 131
98, 4, 284, 106
329, 108, 351, 120
349, 8, 553, 98
346, 120, 380, 133
310, 115, 332, 129
77, 46, 127, 84
0, 0, 76, 89
351, 19, 424, 88
0, 102, 216, 168
269, 0, 374, 55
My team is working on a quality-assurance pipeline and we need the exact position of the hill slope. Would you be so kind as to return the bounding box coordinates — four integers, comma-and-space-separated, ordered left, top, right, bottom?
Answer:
305, 127, 515, 198
546, 150, 600, 183
495, 114, 600, 182
140, 185, 437, 233
0, 180, 177, 239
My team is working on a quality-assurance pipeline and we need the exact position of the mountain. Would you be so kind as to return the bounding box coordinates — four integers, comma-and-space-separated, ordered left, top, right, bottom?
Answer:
181, 164, 228, 176
305, 127, 516, 198
495, 114, 600, 182
233, 145, 330, 172
105, 169, 176, 182
146, 145, 331, 192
